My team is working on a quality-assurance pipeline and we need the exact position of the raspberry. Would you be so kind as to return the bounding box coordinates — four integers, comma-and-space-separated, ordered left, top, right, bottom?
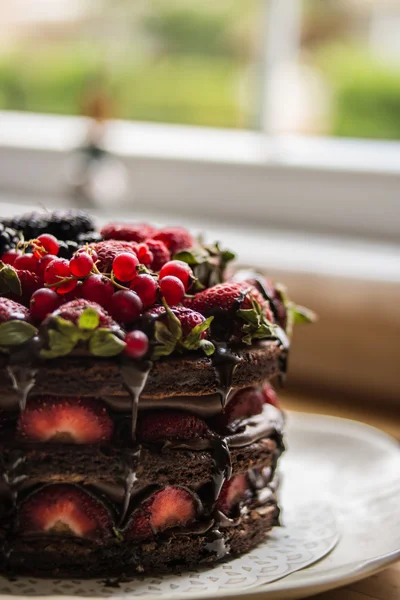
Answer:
101, 222, 157, 243
1, 250, 20, 266
69, 252, 94, 278
144, 238, 170, 271
160, 276, 185, 305
80, 274, 114, 308
109, 290, 142, 324
0, 297, 30, 323
146, 305, 208, 338
152, 227, 193, 255
44, 258, 77, 295
30, 288, 61, 322
13, 270, 42, 305
124, 330, 149, 359
112, 252, 139, 282
50, 299, 114, 328
90, 240, 138, 273
135, 243, 153, 267
159, 260, 193, 291
33, 234, 59, 258
130, 273, 158, 307
14, 253, 39, 274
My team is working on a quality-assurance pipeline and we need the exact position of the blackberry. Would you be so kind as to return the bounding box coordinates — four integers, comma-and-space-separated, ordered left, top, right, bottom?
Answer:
2, 209, 95, 242
77, 231, 103, 244
0, 224, 22, 256
58, 240, 79, 259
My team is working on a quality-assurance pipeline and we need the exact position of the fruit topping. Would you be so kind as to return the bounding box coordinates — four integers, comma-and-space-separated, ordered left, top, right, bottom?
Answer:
125, 486, 199, 539
261, 382, 280, 409
17, 484, 112, 541
0, 223, 21, 257
17, 396, 113, 444
44, 257, 76, 295
30, 288, 61, 322
159, 275, 185, 305
152, 227, 194, 255
109, 290, 143, 324
136, 409, 212, 443
124, 330, 149, 359
101, 222, 157, 243
112, 252, 139, 282
216, 474, 248, 516
80, 274, 114, 308
130, 273, 159, 307
0, 297, 30, 323
69, 251, 94, 278
143, 238, 170, 271
50, 299, 113, 329
90, 240, 138, 273
2, 210, 94, 242
211, 386, 264, 432
159, 260, 194, 291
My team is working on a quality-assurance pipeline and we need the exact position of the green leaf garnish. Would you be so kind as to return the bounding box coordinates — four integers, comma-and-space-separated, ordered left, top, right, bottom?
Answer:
0, 262, 22, 296
78, 307, 100, 331
40, 329, 76, 359
0, 320, 37, 346
290, 304, 317, 325
89, 329, 126, 357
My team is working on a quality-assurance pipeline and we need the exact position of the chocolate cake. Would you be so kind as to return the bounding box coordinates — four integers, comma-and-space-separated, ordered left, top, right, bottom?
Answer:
0, 212, 313, 577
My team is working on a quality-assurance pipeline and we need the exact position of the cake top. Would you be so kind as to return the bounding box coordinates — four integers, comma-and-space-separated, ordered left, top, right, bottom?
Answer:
0, 209, 314, 364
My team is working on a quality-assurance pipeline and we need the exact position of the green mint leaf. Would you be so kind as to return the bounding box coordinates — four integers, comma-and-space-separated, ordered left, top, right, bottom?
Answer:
154, 321, 176, 346
162, 300, 182, 341
89, 329, 126, 357
151, 344, 175, 360
78, 307, 100, 331
0, 263, 22, 296
290, 304, 317, 325
53, 317, 83, 343
40, 329, 77, 359
237, 308, 261, 327
174, 249, 208, 265
0, 320, 37, 346
199, 339, 215, 356
220, 249, 236, 265
183, 316, 213, 348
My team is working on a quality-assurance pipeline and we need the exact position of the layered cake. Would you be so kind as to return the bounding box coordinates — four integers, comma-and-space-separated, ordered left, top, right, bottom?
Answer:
0, 211, 313, 577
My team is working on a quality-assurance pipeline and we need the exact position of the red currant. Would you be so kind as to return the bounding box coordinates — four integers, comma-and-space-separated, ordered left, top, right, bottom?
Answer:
124, 330, 149, 359
37, 254, 58, 278
78, 246, 98, 262
112, 252, 139, 282
14, 253, 39, 274
80, 274, 114, 308
30, 288, 61, 321
34, 234, 59, 258
44, 258, 77, 295
1, 250, 20, 266
69, 252, 94, 278
130, 274, 158, 307
160, 275, 185, 305
109, 290, 143, 324
136, 243, 154, 267
159, 260, 193, 290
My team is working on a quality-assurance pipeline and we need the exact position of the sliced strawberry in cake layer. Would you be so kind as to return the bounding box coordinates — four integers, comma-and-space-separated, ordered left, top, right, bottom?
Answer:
136, 409, 213, 443
211, 387, 264, 432
216, 474, 249, 516
125, 486, 200, 540
261, 382, 280, 409
17, 397, 113, 444
18, 484, 112, 541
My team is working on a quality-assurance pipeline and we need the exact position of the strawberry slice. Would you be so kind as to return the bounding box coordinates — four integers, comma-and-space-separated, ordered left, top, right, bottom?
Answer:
136, 409, 212, 443
211, 387, 264, 432
262, 382, 280, 409
18, 484, 112, 541
216, 474, 249, 516
17, 397, 113, 444
125, 486, 199, 540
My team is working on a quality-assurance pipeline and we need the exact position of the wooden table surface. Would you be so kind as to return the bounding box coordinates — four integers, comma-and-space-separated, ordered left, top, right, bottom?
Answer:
280, 391, 400, 600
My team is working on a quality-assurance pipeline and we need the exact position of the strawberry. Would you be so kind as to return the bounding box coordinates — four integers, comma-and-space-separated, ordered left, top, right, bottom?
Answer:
0, 297, 30, 323
90, 240, 138, 273
0, 262, 41, 307
152, 227, 194, 255
211, 386, 264, 431
136, 409, 212, 443
144, 238, 170, 271
262, 382, 280, 409
101, 222, 157, 243
48, 299, 113, 329
216, 474, 248, 516
18, 484, 112, 541
125, 486, 199, 540
143, 304, 214, 359
17, 396, 113, 444
185, 281, 274, 345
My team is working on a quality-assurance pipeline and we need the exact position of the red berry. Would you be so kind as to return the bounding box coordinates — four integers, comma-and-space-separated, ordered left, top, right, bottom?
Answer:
14, 253, 39, 274
30, 288, 61, 321
44, 258, 77, 295
69, 252, 94, 278
112, 252, 139, 282
34, 234, 59, 258
37, 254, 58, 279
160, 276, 185, 305
124, 330, 149, 359
78, 246, 98, 262
136, 243, 154, 267
160, 260, 193, 291
130, 274, 158, 307
80, 275, 114, 308
109, 290, 143, 324
1, 250, 20, 266
144, 238, 170, 271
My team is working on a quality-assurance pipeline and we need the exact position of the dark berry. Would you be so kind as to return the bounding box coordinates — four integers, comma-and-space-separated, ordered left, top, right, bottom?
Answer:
124, 330, 149, 359
80, 275, 114, 308
30, 288, 61, 321
109, 290, 142, 324
76, 231, 102, 244
14, 253, 39, 274
112, 252, 139, 282
159, 260, 193, 291
44, 258, 77, 295
69, 252, 94, 278
160, 276, 185, 305
130, 274, 158, 307
0, 223, 21, 256
57, 240, 79, 259
2, 210, 94, 242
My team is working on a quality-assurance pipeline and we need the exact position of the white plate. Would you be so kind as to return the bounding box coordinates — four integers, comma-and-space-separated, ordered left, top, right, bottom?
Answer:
1, 412, 399, 600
